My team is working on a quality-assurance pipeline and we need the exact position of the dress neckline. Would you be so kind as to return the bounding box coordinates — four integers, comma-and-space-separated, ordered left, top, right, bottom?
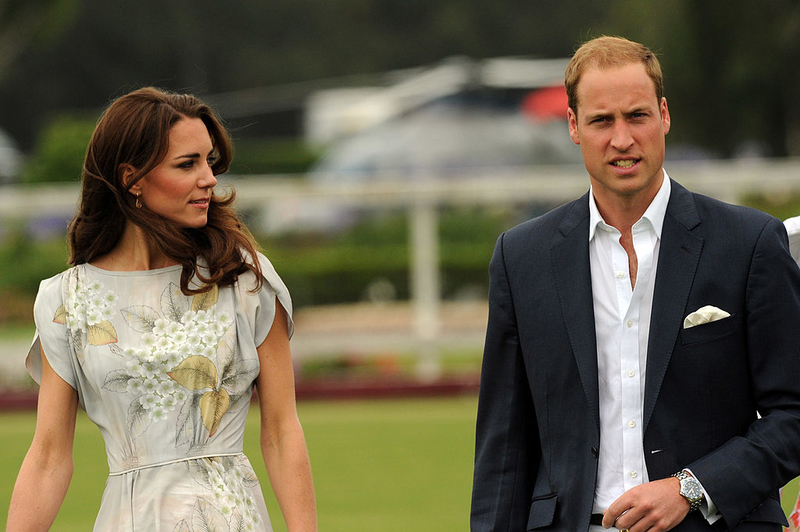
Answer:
84, 262, 183, 276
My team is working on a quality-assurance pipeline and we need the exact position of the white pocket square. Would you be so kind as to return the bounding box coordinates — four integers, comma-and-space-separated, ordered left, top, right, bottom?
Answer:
683, 305, 731, 329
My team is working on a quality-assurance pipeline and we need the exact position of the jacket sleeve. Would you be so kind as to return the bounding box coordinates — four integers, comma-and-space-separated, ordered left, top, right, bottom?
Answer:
471, 233, 539, 532
689, 217, 800, 528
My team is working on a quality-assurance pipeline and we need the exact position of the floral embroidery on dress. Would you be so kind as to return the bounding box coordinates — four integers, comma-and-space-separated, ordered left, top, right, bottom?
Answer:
172, 456, 263, 532
54, 270, 120, 359
55, 271, 259, 443
97, 281, 258, 441
40, 260, 280, 531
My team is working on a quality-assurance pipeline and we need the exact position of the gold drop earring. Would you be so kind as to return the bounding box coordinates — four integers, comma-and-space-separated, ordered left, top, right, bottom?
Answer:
135, 191, 142, 209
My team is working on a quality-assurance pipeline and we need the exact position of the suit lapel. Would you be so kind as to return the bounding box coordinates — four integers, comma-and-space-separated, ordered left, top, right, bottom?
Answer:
643, 180, 704, 431
551, 192, 600, 430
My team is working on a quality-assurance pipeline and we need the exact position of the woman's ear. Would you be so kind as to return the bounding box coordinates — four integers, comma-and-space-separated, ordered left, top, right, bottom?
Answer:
120, 164, 139, 193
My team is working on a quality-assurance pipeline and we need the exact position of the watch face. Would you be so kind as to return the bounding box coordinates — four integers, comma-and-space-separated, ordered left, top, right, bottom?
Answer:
683, 479, 702, 500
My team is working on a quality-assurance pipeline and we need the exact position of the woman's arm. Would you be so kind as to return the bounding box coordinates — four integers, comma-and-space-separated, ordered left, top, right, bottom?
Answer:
255, 298, 317, 532
7, 346, 78, 531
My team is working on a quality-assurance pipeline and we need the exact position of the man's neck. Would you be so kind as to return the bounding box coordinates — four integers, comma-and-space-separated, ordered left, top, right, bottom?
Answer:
592, 174, 665, 234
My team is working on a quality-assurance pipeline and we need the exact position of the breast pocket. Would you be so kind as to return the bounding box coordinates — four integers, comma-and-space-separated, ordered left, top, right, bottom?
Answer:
680, 313, 737, 345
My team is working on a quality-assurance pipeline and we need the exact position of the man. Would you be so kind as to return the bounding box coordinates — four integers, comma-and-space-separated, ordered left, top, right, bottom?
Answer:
471, 36, 800, 532
784, 215, 800, 265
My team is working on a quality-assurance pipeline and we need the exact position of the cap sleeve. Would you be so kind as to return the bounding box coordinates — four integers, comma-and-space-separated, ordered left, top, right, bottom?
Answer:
236, 251, 294, 348
25, 272, 77, 389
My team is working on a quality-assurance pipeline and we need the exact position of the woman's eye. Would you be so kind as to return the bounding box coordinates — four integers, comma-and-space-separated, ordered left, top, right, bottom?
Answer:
207, 155, 218, 165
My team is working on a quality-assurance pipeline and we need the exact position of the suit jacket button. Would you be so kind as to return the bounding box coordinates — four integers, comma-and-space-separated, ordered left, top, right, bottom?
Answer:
591, 446, 598, 458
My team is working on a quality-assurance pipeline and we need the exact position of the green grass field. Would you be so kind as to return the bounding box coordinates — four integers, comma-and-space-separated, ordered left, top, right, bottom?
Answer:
0, 396, 478, 531
1, 396, 798, 531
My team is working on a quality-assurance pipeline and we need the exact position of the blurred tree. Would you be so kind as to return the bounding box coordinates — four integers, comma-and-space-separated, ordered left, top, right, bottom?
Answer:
599, 0, 800, 157
20, 113, 93, 183
0, 0, 797, 158
0, 0, 81, 80
0, 0, 605, 150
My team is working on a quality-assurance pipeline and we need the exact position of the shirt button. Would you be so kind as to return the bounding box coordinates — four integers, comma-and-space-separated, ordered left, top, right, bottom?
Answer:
626, 369, 635, 378
629, 470, 638, 479
626, 320, 633, 328
628, 420, 637, 428
616, 270, 625, 279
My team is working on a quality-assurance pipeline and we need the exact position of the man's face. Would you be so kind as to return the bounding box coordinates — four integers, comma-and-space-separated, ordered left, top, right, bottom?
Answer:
567, 62, 670, 208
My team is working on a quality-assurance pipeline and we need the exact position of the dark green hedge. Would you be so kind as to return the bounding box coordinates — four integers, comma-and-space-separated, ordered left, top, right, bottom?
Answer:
0, 208, 514, 323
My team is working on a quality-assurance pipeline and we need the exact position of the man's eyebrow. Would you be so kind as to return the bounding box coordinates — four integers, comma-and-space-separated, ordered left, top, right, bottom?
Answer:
584, 111, 610, 121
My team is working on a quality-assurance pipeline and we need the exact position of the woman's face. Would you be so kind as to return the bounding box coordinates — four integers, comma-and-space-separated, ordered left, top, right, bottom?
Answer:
134, 117, 218, 228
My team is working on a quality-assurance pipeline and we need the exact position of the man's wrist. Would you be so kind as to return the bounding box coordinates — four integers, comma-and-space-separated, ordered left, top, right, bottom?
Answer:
672, 469, 704, 513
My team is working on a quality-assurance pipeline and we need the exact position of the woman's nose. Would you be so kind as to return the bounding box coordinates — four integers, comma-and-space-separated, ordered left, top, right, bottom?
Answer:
199, 164, 217, 188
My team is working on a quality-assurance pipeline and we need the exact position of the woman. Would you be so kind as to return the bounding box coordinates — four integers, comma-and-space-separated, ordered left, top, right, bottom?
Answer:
6, 87, 317, 531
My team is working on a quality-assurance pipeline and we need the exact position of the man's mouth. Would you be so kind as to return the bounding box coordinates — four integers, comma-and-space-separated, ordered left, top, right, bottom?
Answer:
611, 159, 638, 168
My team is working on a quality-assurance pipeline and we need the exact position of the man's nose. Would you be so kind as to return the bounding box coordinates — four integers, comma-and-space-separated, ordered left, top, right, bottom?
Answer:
610, 123, 634, 151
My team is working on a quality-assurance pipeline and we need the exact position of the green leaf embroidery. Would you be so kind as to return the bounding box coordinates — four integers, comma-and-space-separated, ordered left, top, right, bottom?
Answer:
186, 459, 213, 490
231, 513, 246, 532
53, 304, 67, 324
161, 282, 188, 322
128, 396, 152, 439
199, 388, 230, 437
220, 360, 259, 396
175, 393, 202, 447
120, 305, 160, 333
192, 497, 228, 531
68, 329, 84, 363
102, 369, 134, 393
172, 519, 191, 532
191, 284, 219, 312
108, 344, 124, 357
236, 457, 259, 488
88, 320, 118, 345
169, 356, 218, 391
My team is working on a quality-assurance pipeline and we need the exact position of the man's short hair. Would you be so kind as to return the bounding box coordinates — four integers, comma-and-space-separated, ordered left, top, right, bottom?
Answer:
565, 36, 664, 114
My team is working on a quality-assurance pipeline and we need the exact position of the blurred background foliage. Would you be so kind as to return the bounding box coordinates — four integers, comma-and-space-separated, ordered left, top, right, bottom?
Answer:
2, 0, 800, 157
19, 114, 93, 183
0, 206, 517, 322
2, 0, 800, 324
3, 6, 800, 527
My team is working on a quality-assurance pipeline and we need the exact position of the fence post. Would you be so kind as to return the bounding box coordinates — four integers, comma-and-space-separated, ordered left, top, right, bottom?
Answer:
409, 198, 441, 380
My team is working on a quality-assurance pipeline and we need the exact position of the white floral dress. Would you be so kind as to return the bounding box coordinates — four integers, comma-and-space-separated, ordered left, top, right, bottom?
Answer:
26, 252, 293, 532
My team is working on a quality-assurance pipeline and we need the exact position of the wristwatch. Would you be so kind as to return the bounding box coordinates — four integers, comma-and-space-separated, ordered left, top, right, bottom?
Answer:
672, 469, 703, 512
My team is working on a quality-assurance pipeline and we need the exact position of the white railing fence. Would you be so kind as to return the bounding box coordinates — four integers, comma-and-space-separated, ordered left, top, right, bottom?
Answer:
3, 158, 800, 378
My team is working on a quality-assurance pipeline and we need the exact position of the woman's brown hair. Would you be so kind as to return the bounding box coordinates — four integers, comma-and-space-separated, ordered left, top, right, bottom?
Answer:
68, 86, 262, 294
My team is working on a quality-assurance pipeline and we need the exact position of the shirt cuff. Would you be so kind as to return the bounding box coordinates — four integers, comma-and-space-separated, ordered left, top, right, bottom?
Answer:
684, 468, 722, 525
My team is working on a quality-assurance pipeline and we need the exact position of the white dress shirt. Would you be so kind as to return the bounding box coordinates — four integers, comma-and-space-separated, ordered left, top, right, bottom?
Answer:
588, 172, 719, 526
589, 174, 669, 513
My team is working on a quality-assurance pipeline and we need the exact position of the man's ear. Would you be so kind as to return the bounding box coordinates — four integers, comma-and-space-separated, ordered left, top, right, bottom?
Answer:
567, 107, 580, 145
660, 97, 671, 136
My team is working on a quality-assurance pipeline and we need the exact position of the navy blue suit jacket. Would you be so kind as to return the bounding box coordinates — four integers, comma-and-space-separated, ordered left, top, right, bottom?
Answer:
471, 180, 800, 531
